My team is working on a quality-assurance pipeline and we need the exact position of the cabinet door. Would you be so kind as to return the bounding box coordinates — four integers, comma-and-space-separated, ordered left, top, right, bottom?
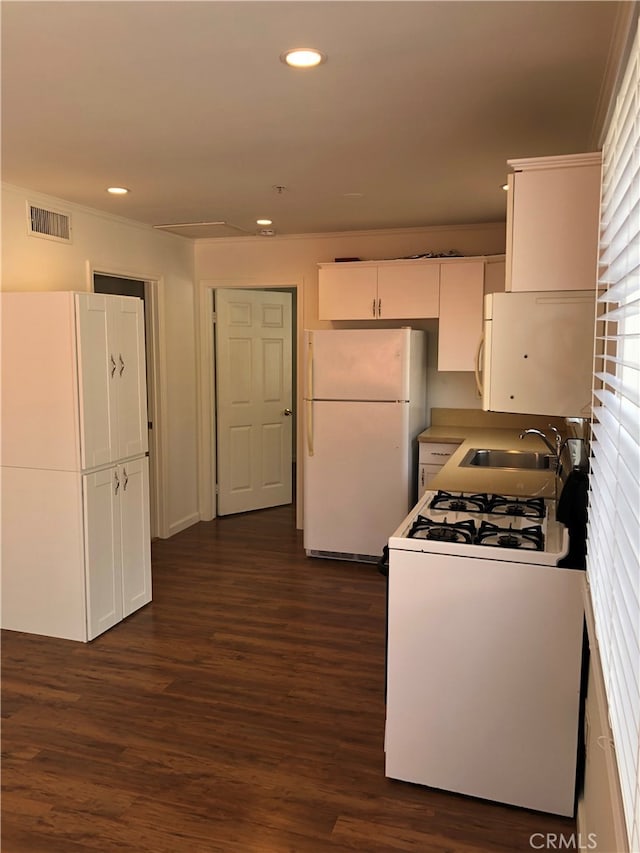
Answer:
83, 467, 122, 640
318, 264, 378, 320
120, 457, 152, 617
114, 298, 149, 459
76, 294, 119, 468
377, 263, 439, 319
508, 162, 601, 292
438, 262, 484, 371
418, 463, 442, 495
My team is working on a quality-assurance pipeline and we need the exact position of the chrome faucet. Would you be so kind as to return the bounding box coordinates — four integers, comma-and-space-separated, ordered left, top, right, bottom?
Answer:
518, 427, 561, 457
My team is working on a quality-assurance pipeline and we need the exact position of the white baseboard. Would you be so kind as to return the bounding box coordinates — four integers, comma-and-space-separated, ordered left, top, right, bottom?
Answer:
164, 512, 201, 539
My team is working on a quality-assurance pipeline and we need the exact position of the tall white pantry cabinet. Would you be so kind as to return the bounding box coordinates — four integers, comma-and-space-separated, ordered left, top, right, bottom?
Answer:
1, 291, 152, 642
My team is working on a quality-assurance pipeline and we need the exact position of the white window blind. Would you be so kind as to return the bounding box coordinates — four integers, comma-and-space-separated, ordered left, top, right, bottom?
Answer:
587, 20, 640, 852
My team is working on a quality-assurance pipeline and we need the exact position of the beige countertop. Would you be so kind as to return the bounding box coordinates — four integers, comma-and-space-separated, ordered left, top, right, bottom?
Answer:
418, 425, 559, 499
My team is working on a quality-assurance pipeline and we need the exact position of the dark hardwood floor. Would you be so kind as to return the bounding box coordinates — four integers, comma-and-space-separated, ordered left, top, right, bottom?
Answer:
2, 505, 576, 852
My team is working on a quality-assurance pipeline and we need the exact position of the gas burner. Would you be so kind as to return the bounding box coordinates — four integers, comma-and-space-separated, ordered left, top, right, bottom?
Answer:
409, 516, 476, 545
486, 495, 545, 520
477, 521, 544, 551
429, 491, 488, 514
497, 533, 522, 548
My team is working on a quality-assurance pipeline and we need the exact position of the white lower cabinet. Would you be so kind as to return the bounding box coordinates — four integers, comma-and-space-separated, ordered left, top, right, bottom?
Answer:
418, 442, 460, 496
1, 457, 151, 642
84, 457, 151, 640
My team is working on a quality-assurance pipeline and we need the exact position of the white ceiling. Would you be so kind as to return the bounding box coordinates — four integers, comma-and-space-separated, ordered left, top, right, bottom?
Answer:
0, 1, 627, 240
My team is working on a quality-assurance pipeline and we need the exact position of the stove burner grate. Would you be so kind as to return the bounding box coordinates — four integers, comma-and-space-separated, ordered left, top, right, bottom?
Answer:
477, 521, 544, 551
428, 491, 546, 520
409, 516, 476, 545
429, 491, 488, 514
486, 495, 545, 519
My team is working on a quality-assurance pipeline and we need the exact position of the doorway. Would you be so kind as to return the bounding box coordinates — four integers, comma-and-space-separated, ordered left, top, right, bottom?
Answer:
197, 279, 302, 527
93, 273, 161, 538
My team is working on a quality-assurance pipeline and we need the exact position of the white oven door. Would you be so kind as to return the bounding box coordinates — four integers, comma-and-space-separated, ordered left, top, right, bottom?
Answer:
385, 547, 584, 816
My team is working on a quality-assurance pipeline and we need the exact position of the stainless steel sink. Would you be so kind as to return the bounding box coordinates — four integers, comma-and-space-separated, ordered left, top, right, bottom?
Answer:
460, 448, 553, 470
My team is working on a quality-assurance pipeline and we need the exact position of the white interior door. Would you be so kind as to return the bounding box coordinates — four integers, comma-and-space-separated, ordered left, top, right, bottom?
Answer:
215, 289, 293, 516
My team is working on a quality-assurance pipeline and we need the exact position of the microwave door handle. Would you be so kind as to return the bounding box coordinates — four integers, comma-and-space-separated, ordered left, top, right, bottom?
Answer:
474, 333, 485, 397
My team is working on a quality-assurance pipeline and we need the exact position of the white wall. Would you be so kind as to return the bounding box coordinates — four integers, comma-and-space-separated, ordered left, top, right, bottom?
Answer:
194, 222, 506, 522
1, 183, 199, 537
195, 225, 506, 391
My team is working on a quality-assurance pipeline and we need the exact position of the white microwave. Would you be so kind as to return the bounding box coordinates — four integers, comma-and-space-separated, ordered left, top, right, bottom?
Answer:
479, 290, 596, 418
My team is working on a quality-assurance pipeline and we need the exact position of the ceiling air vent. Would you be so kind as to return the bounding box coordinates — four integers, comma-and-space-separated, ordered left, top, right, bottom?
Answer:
27, 203, 72, 243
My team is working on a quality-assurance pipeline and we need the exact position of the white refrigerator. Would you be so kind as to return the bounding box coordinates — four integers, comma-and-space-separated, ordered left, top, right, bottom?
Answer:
303, 328, 427, 561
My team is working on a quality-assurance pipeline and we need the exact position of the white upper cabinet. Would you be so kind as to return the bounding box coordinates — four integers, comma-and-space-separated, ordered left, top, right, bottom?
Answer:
318, 263, 378, 320
318, 255, 506, 372
376, 262, 439, 319
318, 260, 439, 320
77, 293, 148, 467
1, 291, 82, 470
438, 261, 486, 372
506, 152, 601, 292
1, 291, 148, 472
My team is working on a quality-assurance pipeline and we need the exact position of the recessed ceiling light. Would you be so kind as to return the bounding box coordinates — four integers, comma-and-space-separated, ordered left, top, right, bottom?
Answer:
107, 186, 129, 195
280, 48, 326, 69
256, 218, 273, 226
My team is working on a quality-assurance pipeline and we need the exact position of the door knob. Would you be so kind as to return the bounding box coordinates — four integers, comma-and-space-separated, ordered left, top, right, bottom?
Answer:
283, 408, 293, 416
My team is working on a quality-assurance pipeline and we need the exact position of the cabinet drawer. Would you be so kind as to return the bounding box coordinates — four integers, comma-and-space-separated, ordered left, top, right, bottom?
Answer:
419, 442, 460, 465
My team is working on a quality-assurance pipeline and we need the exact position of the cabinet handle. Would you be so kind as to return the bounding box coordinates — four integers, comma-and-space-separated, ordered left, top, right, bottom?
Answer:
378, 298, 382, 317
119, 354, 125, 376
421, 468, 425, 486
123, 467, 129, 491
372, 298, 376, 317
110, 354, 117, 378
114, 469, 120, 495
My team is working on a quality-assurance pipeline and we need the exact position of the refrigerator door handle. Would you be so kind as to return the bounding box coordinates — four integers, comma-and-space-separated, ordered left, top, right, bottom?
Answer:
307, 334, 314, 400
306, 399, 314, 456
306, 334, 314, 455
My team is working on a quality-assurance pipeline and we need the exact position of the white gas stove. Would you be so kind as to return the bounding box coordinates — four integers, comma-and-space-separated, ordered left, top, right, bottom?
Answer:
385, 487, 583, 817
388, 488, 567, 565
